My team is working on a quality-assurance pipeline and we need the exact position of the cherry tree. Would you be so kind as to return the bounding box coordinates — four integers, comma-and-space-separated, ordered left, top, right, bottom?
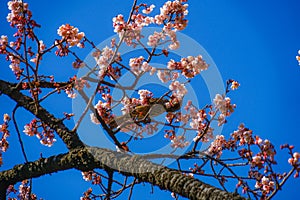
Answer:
0, 0, 299, 200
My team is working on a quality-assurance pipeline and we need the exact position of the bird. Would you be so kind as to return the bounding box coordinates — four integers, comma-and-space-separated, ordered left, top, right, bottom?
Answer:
108, 97, 181, 130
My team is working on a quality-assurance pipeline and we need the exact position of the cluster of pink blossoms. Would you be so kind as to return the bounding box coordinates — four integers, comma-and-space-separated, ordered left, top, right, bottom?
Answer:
207, 135, 226, 158
63, 76, 77, 98
170, 135, 189, 148
167, 55, 209, 78
157, 70, 179, 83
167, 89, 235, 141
129, 56, 155, 75
164, 129, 189, 148
23, 119, 56, 147
213, 94, 236, 126
231, 124, 255, 145
142, 4, 155, 14
0, 114, 10, 166
113, 13, 153, 46
15, 180, 38, 200
166, 81, 239, 145
169, 81, 187, 99
255, 176, 275, 195
91, 94, 113, 125
230, 124, 277, 165
146, 0, 188, 49
156, 0, 188, 30
6, 0, 29, 30
29, 40, 46, 64
112, 1, 188, 48
0, 35, 8, 54
186, 104, 206, 130
164, 24, 180, 50
81, 171, 102, 185
74, 78, 90, 91
146, 25, 180, 50
138, 89, 153, 103
165, 100, 213, 143
8, 55, 22, 79
288, 152, 300, 166
92, 46, 116, 78
252, 155, 264, 168
119, 90, 154, 117
201, 124, 293, 196
57, 24, 85, 47
213, 94, 236, 115
147, 24, 180, 50
2, 1, 46, 79
156, 55, 209, 102
7, 0, 28, 23
6, 0, 39, 40
250, 139, 277, 169
147, 31, 165, 47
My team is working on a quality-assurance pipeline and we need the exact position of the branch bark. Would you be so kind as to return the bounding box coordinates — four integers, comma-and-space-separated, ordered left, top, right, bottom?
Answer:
0, 79, 84, 149
0, 147, 246, 200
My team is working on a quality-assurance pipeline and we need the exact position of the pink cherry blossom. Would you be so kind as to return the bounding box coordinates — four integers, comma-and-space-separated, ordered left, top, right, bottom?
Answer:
230, 81, 240, 90
255, 176, 275, 194
288, 152, 300, 165
0, 35, 8, 54
296, 50, 300, 65
252, 155, 263, 167
94, 99, 113, 124
94, 46, 114, 77
129, 56, 145, 75
169, 81, 187, 99
57, 24, 85, 47
167, 55, 209, 78
156, 0, 189, 31
207, 135, 226, 158
138, 89, 153, 101
147, 31, 165, 47
74, 78, 90, 91
157, 70, 171, 83
113, 13, 153, 46
142, 4, 155, 14
213, 94, 236, 116
170, 135, 189, 148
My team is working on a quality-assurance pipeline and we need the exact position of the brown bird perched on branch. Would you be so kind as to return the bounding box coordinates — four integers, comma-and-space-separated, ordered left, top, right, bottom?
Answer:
109, 97, 181, 130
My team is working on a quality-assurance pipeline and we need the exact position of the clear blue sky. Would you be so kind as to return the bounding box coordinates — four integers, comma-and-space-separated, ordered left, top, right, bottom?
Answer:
1, 0, 300, 199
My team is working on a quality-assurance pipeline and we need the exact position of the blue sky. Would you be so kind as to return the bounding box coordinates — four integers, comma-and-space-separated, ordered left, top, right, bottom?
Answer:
1, 0, 300, 199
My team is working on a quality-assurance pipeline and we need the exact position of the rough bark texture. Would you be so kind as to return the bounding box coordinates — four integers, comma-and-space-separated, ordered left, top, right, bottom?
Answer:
0, 80, 84, 149
0, 147, 246, 200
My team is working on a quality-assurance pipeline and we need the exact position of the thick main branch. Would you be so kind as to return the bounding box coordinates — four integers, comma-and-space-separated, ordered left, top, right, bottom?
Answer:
0, 79, 84, 149
0, 147, 245, 200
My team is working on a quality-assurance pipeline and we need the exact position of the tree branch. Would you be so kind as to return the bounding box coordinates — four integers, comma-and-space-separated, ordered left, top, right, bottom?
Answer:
0, 147, 246, 200
0, 79, 84, 149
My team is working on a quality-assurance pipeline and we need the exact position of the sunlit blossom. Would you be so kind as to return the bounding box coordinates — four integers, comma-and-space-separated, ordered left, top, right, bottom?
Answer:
142, 4, 155, 14
169, 81, 187, 99
57, 24, 85, 47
